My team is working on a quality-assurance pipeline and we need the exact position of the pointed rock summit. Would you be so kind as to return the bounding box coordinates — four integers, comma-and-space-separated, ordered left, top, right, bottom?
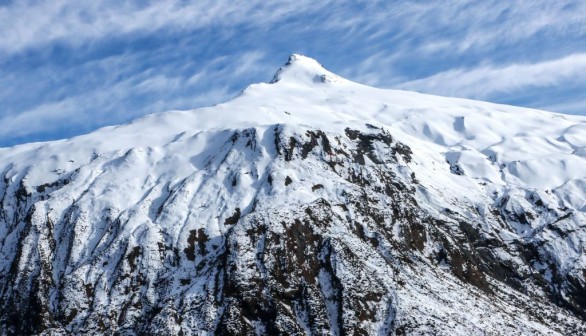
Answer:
270, 54, 345, 84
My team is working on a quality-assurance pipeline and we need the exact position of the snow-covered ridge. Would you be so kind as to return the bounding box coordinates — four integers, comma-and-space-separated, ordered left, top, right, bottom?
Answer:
3, 54, 586, 197
0, 55, 585, 335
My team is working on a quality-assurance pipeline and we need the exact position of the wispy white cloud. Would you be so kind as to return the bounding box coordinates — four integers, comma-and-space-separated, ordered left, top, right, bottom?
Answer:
1, 0, 585, 146
0, 0, 335, 55
3, 1, 584, 58
0, 50, 268, 141
320, 1, 586, 97
396, 53, 586, 99
395, 1, 586, 54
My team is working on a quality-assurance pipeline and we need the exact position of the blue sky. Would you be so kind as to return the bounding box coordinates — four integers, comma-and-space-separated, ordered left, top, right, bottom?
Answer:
2, 1, 586, 147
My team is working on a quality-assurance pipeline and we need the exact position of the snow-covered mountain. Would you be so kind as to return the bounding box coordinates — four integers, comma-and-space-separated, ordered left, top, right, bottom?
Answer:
1, 54, 585, 335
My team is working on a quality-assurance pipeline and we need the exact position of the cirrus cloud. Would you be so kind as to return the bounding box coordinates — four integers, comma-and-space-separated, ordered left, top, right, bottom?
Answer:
1, 0, 586, 146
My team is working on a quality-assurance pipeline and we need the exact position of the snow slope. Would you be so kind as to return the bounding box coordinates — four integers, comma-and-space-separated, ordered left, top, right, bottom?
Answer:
6, 55, 586, 193
0, 54, 585, 335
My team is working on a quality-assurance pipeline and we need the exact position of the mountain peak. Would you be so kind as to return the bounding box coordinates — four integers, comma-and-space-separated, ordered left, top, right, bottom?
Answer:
286, 53, 321, 66
2, 53, 586, 334
270, 54, 344, 84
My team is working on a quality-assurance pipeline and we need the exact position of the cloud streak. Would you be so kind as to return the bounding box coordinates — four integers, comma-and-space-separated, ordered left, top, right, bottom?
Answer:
3, 1, 585, 57
0, 50, 269, 145
0, 0, 336, 55
1, 1, 586, 146
397, 53, 586, 100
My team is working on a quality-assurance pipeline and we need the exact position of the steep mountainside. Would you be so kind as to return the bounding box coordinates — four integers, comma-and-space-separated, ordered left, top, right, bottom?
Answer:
1, 55, 585, 335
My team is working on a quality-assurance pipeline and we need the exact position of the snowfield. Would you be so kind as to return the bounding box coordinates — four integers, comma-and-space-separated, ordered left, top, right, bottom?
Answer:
0, 55, 585, 335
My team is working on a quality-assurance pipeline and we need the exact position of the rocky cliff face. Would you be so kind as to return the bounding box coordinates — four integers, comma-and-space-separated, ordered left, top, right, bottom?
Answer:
1, 55, 585, 335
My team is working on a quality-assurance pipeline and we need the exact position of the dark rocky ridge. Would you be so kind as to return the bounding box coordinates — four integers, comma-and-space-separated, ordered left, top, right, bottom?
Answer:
0, 125, 584, 335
